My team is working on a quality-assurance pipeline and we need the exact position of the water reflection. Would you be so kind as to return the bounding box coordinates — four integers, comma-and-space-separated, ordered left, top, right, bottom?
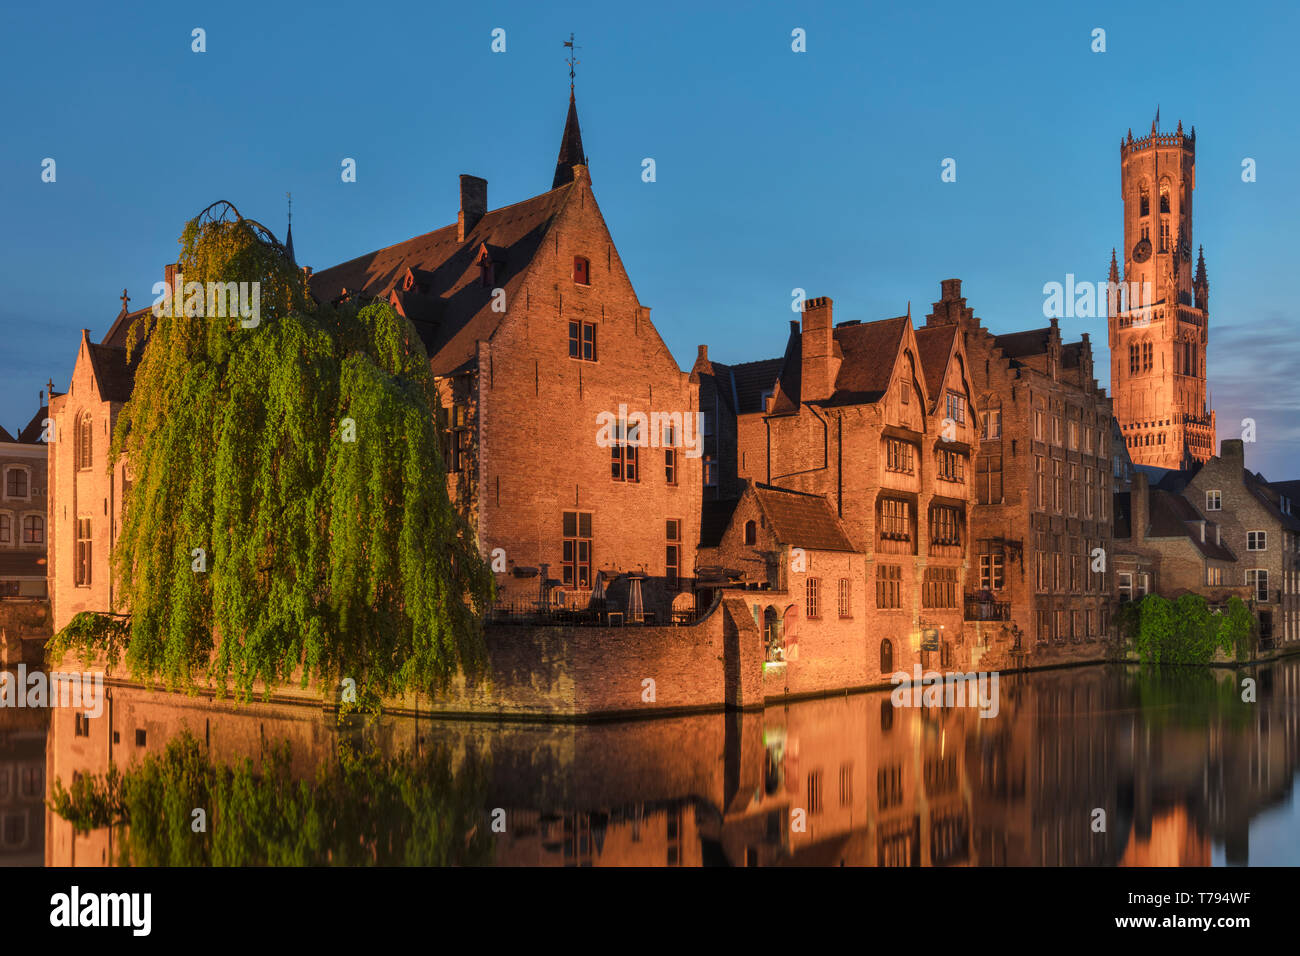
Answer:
19, 659, 1300, 866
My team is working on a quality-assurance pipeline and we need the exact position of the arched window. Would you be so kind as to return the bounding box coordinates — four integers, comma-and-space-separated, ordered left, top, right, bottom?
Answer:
22, 515, 43, 544
880, 638, 894, 674
1129, 344, 1140, 374
1159, 182, 1170, 214
763, 606, 781, 661
77, 411, 93, 471
744, 519, 757, 545
1139, 187, 1150, 217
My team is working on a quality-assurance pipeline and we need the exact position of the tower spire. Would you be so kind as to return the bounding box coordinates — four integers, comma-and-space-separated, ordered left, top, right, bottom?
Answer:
284, 192, 296, 266
553, 34, 588, 189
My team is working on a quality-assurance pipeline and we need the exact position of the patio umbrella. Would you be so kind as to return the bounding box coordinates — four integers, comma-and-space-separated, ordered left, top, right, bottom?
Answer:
627, 574, 644, 623
588, 571, 606, 609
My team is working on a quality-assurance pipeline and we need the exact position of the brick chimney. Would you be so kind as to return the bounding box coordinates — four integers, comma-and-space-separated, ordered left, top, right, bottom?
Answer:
458, 175, 487, 242
801, 296, 836, 403
1220, 438, 1244, 470
1130, 470, 1149, 544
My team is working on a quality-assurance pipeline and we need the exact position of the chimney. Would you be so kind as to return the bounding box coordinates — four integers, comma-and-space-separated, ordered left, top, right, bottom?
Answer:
458, 175, 487, 242
801, 296, 836, 403
1220, 438, 1244, 470
164, 262, 177, 288
1131, 470, 1149, 544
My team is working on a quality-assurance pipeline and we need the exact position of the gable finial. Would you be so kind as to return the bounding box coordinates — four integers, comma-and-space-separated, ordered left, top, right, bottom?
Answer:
120, 289, 130, 314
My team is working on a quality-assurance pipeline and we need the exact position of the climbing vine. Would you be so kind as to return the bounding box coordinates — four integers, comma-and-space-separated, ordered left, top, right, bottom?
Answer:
48, 202, 493, 699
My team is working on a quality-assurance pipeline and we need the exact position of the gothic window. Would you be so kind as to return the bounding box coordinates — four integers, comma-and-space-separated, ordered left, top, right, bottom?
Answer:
744, 520, 757, 546
77, 411, 93, 471
1159, 183, 1171, 214
1139, 188, 1150, 217
1129, 343, 1140, 374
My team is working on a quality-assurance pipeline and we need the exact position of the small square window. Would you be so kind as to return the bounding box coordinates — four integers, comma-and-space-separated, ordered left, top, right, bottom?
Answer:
135, 729, 146, 747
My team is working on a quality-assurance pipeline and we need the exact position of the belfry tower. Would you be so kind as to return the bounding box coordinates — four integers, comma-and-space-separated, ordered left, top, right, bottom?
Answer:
1108, 116, 1215, 469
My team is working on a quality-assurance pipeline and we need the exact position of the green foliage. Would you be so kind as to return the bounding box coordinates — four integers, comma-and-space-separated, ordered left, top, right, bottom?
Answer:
1132, 592, 1244, 666
47, 611, 130, 669
1217, 596, 1256, 662
48, 731, 494, 866
53, 205, 493, 700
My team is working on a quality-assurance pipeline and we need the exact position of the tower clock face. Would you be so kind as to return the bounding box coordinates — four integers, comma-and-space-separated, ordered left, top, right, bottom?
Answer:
1132, 238, 1152, 263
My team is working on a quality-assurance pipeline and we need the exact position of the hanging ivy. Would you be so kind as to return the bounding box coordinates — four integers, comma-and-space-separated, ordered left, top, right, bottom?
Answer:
48, 202, 493, 700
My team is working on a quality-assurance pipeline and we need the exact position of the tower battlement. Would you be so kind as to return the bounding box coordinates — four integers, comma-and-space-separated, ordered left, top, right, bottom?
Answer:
1121, 124, 1195, 159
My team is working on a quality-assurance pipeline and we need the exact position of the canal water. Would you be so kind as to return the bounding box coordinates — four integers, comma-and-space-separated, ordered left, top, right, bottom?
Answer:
5, 659, 1298, 866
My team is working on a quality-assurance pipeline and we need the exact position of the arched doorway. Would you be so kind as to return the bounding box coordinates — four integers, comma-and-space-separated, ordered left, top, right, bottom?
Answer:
880, 638, 894, 674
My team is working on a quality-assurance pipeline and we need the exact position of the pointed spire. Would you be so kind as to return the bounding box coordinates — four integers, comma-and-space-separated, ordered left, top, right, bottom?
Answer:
1109, 248, 1119, 284
552, 86, 588, 189
284, 192, 296, 266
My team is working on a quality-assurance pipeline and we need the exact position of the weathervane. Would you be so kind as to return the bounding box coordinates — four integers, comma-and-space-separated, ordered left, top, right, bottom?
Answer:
564, 33, 580, 90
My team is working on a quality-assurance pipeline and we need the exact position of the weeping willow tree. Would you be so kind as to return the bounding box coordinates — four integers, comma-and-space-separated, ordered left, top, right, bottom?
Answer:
48, 731, 495, 866
49, 201, 493, 700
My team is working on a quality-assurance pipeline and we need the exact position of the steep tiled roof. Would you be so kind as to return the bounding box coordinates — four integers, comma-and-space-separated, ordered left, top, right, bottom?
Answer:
1245, 470, 1300, 532
754, 485, 856, 552
15, 407, 48, 443
993, 327, 1050, 358
309, 185, 573, 376
913, 324, 957, 400
1146, 489, 1236, 560
826, 316, 908, 405
0, 425, 15, 443
87, 343, 140, 403
102, 306, 152, 350
729, 358, 783, 414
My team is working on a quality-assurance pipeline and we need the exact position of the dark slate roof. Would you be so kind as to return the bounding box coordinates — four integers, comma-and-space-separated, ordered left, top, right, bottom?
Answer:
1271, 479, 1300, 511
825, 315, 908, 405
1146, 489, 1236, 560
309, 184, 573, 377
102, 306, 151, 351
0, 425, 15, 443
729, 358, 783, 414
913, 324, 957, 400
552, 91, 588, 189
699, 497, 741, 548
993, 327, 1050, 358
15, 407, 48, 443
0, 551, 46, 578
1245, 470, 1300, 532
753, 485, 856, 552
87, 343, 140, 403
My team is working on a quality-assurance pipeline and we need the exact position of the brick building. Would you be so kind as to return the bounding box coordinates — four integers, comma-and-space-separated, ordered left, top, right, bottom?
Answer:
923, 279, 1116, 659
0, 402, 49, 599
308, 87, 701, 619
1111, 470, 1242, 611
700, 295, 978, 678
1117, 439, 1300, 649
46, 319, 142, 632
1108, 119, 1215, 469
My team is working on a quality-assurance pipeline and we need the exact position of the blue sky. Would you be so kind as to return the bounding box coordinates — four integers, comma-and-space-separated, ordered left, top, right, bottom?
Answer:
2, 0, 1298, 476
